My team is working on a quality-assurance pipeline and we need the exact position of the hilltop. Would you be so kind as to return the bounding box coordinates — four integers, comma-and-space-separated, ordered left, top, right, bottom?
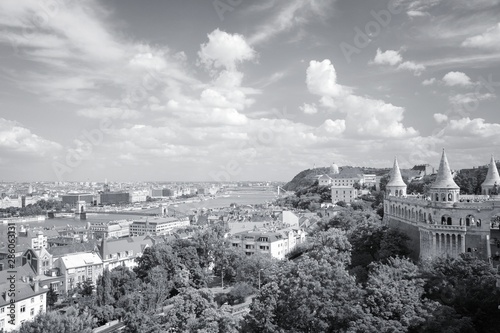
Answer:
282, 166, 391, 192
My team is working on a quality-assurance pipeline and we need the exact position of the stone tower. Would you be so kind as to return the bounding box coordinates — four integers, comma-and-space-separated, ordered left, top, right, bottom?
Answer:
429, 149, 459, 204
386, 157, 407, 197
481, 155, 500, 195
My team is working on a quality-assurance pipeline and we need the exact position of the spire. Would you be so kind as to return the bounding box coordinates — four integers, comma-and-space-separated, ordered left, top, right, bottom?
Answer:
387, 157, 406, 187
482, 155, 500, 187
431, 149, 459, 189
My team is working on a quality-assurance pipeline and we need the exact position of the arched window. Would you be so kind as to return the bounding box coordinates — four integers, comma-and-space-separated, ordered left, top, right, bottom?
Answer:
448, 193, 453, 201
459, 218, 463, 226
435, 193, 439, 201
467, 248, 472, 253
466, 215, 474, 227
441, 216, 446, 224
423, 212, 427, 223
447, 217, 452, 225
441, 193, 446, 201
477, 219, 481, 227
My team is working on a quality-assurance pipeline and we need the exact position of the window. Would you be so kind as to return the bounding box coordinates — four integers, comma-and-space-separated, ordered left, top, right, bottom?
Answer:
0, 307, 4, 313
40, 295, 43, 301
31, 297, 34, 303
0, 319, 4, 329
30, 308, 34, 316
39, 305, 43, 313
20, 305, 26, 313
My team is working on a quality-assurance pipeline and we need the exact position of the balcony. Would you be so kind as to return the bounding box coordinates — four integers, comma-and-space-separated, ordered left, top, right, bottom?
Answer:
422, 224, 467, 232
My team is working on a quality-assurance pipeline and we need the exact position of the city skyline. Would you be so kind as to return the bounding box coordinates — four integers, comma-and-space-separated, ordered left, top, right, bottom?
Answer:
1, 0, 500, 182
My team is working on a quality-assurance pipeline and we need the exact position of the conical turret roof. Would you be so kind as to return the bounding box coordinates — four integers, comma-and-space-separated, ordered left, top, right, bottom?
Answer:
482, 155, 500, 187
387, 157, 406, 187
431, 149, 459, 189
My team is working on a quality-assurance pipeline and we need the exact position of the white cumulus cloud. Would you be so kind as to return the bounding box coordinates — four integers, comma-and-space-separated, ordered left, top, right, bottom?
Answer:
198, 29, 256, 71
442, 71, 474, 87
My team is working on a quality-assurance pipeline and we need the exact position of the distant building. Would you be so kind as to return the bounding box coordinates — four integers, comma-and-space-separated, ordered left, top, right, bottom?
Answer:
98, 236, 154, 270
282, 211, 299, 228
129, 190, 148, 203
162, 188, 173, 197
363, 174, 377, 187
331, 186, 358, 204
228, 229, 306, 260
61, 193, 94, 206
150, 188, 163, 197
130, 216, 189, 236
318, 175, 333, 186
411, 164, 435, 176
88, 220, 132, 239
99, 192, 130, 205
17, 229, 48, 250
55, 252, 103, 292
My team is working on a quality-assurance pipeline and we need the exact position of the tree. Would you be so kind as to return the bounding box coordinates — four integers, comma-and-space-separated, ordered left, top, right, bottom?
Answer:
362, 257, 436, 331
163, 288, 239, 332
226, 282, 255, 305
47, 285, 58, 308
422, 255, 500, 332
191, 223, 229, 272
314, 209, 381, 234
244, 254, 363, 332
77, 280, 94, 297
96, 268, 113, 307
18, 307, 94, 333
168, 239, 211, 287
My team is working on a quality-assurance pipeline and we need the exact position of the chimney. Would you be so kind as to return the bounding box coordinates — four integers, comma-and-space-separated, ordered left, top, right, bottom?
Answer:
33, 280, 39, 292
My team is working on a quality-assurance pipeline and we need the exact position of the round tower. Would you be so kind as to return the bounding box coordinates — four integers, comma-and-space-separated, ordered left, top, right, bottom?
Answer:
386, 157, 407, 197
481, 155, 500, 195
430, 149, 459, 204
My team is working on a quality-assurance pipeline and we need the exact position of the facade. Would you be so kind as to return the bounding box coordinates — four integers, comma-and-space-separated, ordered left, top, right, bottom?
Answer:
99, 192, 130, 205
229, 229, 306, 260
318, 175, 333, 186
99, 236, 154, 270
130, 217, 190, 236
61, 193, 94, 206
331, 175, 363, 187
383, 151, 499, 261
129, 190, 148, 203
56, 252, 103, 292
0, 265, 48, 332
88, 220, 132, 239
17, 230, 48, 250
363, 174, 377, 186
331, 186, 358, 204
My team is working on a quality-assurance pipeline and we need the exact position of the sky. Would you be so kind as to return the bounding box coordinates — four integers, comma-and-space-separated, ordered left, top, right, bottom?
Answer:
0, 0, 500, 182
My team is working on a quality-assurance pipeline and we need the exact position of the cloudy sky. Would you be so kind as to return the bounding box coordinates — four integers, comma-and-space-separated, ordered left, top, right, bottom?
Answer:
1, 0, 500, 182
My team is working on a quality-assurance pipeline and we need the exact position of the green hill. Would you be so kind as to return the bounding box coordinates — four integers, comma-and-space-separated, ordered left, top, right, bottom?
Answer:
282, 167, 330, 192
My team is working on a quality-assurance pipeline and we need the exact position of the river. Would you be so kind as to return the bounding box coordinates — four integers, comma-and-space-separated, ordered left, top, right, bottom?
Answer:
0, 190, 277, 235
